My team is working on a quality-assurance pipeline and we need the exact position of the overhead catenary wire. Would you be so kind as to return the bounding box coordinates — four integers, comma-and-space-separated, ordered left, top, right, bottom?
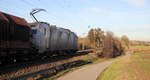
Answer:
17, 0, 46, 22
21, 0, 74, 27
0, 0, 55, 24
38, 0, 60, 22
1, 0, 64, 24
0, 0, 25, 17
21, 0, 37, 8
0, 6, 25, 17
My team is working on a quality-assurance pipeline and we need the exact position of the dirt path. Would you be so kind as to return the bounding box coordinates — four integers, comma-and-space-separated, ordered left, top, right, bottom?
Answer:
56, 54, 130, 80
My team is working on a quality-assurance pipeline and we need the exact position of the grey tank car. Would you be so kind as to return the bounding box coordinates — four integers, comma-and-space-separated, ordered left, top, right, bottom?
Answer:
31, 22, 78, 55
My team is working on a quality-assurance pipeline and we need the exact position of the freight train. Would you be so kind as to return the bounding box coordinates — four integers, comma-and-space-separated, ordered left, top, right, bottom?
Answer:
0, 11, 78, 64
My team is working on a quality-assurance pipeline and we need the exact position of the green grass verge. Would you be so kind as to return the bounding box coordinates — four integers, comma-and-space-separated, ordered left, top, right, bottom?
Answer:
97, 52, 150, 80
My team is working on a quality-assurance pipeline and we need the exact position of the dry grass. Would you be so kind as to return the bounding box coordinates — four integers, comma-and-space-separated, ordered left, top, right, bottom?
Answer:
130, 45, 150, 53
97, 52, 150, 80
130, 45, 150, 50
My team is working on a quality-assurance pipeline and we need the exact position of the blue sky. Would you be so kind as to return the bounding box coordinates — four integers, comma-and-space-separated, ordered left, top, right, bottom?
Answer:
0, 0, 150, 41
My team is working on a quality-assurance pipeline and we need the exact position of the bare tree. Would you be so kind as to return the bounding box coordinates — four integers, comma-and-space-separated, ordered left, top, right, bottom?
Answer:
102, 31, 114, 57
102, 31, 125, 57
87, 28, 126, 58
121, 35, 130, 49
88, 28, 104, 48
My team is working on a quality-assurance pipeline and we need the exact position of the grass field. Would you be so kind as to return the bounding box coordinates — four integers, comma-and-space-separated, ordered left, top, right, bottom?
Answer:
130, 45, 150, 50
97, 52, 150, 80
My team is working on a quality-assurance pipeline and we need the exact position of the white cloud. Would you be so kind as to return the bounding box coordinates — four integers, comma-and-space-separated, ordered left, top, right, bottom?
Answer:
90, 8, 110, 15
121, 0, 147, 7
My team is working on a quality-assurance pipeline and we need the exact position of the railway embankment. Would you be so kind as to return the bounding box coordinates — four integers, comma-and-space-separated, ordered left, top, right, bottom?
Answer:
0, 52, 99, 80
31, 53, 108, 80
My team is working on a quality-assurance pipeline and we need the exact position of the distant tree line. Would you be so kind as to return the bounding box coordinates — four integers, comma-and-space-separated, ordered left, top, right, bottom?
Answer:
79, 28, 130, 58
130, 40, 150, 46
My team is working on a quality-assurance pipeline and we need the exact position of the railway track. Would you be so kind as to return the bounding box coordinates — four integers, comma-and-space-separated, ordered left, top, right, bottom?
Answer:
0, 50, 91, 80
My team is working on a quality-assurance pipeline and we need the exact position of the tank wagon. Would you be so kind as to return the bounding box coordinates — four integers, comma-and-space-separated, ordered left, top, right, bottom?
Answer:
31, 22, 78, 56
